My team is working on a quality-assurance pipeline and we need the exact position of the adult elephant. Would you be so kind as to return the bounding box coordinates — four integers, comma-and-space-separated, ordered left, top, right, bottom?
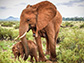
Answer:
19, 1, 62, 61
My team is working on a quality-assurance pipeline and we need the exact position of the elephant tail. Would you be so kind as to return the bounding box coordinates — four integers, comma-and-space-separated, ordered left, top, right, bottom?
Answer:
60, 25, 66, 28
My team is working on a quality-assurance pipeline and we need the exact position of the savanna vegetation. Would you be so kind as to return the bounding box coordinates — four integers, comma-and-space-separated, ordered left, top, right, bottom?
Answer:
0, 21, 84, 63
63, 17, 84, 21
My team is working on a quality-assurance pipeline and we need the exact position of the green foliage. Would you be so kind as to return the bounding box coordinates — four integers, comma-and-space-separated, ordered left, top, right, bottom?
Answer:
0, 27, 14, 40
0, 21, 4, 24
72, 26, 79, 29
0, 27, 34, 40
63, 17, 84, 21
57, 27, 84, 63
14, 24, 19, 29
64, 22, 73, 27
26, 30, 34, 40
12, 30, 19, 40
1, 22, 13, 27
9, 21, 16, 25
80, 23, 84, 28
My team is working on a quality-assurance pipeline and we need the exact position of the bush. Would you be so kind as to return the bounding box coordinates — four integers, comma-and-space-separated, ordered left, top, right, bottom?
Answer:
65, 22, 73, 27
57, 29, 84, 63
0, 27, 14, 40
0, 27, 34, 40
80, 23, 84, 28
62, 22, 74, 27
9, 21, 16, 25
72, 26, 79, 29
14, 24, 19, 29
1, 22, 13, 27
0, 21, 4, 24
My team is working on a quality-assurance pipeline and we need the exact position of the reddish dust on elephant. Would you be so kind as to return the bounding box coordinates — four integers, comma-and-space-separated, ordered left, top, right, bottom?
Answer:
19, 1, 62, 62
12, 40, 38, 62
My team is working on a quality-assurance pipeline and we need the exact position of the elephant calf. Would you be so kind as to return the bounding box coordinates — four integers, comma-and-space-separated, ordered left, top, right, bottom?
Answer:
12, 40, 38, 62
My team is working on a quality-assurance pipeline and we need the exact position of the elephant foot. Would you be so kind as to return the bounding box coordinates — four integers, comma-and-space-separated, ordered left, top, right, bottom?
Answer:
24, 55, 28, 61
39, 57, 47, 62
30, 59, 34, 63
24, 57, 27, 61
46, 60, 53, 63
49, 57, 57, 62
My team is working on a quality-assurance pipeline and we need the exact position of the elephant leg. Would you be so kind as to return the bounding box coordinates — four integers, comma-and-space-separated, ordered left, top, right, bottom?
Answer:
55, 24, 60, 42
20, 53, 24, 59
18, 54, 21, 62
21, 37, 29, 59
55, 29, 59, 43
45, 23, 56, 61
35, 35, 46, 62
20, 46, 24, 59
14, 55, 17, 61
34, 54, 38, 62
45, 37, 50, 55
24, 54, 29, 61
30, 55, 33, 62
47, 34, 56, 61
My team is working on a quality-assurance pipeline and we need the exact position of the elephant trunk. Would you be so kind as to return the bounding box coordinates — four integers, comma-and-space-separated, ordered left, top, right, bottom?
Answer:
19, 21, 29, 59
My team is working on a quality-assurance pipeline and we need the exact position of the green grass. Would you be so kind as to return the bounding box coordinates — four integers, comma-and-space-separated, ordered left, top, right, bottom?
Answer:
0, 21, 84, 63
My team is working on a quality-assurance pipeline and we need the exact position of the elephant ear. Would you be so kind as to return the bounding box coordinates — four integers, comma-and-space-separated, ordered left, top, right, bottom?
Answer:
26, 4, 32, 8
35, 6, 56, 37
36, 6, 56, 31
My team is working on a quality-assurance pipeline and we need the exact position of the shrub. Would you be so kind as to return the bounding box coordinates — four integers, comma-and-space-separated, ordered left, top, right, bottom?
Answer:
9, 21, 16, 25
14, 24, 19, 29
1, 22, 13, 27
57, 36, 65, 44
80, 23, 84, 28
65, 22, 73, 27
0, 27, 34, 40
0, 21, 4, 24
0, 27, 13, 40
57, 41, 84, 63
72, 26, 79, 29
12, 30, 19, 40
57, 29, 84, 63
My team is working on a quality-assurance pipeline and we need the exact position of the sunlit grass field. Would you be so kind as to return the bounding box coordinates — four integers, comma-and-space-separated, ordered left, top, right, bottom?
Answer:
0, 21, 84, 63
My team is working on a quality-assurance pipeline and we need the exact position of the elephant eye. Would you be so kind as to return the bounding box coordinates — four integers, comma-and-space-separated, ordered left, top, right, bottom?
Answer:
27, 19, 30, 21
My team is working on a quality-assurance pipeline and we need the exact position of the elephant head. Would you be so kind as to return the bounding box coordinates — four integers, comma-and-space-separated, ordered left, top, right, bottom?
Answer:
19, 1, 57, 58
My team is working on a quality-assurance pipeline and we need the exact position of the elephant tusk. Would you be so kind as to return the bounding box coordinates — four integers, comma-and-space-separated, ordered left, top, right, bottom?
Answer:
19, 32, 27, 39
35, 34, 38, 37
14, 35, 19, 41
14, 32, 27, 41
35, 29, 38, 37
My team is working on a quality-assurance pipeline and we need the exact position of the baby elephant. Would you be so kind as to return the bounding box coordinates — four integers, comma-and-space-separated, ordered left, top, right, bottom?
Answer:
12, 40, 38, 62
